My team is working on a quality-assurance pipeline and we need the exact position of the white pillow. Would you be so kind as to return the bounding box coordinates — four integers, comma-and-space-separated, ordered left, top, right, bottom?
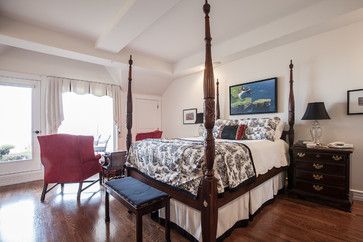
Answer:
274, 119, 285, 141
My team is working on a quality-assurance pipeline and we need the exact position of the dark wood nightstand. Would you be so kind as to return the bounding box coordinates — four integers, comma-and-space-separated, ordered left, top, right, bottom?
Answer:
289, 142, 353, 211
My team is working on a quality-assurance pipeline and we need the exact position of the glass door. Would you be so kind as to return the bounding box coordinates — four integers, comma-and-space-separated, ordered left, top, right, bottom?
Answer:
0, 77, 41, 175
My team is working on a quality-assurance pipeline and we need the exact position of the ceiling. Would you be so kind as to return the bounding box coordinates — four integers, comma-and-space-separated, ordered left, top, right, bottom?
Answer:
0, 0, 318, 62
1, 0, 363, 94
0, 0, 127, 41
128, 0, 319, 62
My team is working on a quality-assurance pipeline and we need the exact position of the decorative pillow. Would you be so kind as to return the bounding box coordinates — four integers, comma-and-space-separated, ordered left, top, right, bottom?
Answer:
242, 117, 281, 141
235, 124, 247, 140
220, 125, 239, 140
217, 124, 246, 140
206, 117, 281, 141
202, 125, 220, 138
274, 119, 285, 141
215, 119, 238, 135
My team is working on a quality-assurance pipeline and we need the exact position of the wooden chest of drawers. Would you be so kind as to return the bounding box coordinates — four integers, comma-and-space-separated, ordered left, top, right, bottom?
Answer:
289, 143, 353, 211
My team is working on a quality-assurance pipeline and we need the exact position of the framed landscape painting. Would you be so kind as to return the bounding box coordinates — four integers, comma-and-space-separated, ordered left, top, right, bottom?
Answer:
229, 77, 277, 115
183, 108, 197, 124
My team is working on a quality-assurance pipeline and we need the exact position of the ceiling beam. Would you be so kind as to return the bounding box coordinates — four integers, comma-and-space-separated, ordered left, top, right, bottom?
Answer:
96, 0, 181, 53
0, 16, 173, 75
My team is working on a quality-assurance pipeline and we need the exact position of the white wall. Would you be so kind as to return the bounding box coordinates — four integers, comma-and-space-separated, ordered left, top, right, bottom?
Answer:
162, 20, 363, 191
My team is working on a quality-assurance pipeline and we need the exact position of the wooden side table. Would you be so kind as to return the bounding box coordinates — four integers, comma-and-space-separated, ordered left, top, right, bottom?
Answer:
289, 142, 353, 211
101, 151, 127, 182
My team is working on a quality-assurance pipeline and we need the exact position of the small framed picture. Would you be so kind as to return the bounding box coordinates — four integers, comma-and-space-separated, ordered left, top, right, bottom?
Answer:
183, 108, 197, 124
347, 89, 363, 115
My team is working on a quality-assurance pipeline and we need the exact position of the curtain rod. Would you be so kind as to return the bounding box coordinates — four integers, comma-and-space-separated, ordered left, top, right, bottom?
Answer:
47, 75, 121, 87
0, 73, 121, 87
0, 74, 41, 82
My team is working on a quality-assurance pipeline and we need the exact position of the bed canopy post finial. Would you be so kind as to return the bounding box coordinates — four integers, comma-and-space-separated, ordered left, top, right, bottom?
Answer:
201, 0, 218, 241
288, 59, 295, 147
126, 55, 133, 152
216, 79, 220, 119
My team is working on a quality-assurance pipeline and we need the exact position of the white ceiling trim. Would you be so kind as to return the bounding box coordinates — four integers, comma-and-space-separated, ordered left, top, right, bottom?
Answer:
0, 16, 173, 75
96, 0, 181, 53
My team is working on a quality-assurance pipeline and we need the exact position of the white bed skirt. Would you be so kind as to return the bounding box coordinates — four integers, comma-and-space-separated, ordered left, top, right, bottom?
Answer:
159, 171, 286, 241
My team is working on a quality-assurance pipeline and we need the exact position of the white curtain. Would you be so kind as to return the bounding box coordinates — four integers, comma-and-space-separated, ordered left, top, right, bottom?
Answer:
45, 77, 64, 134
110, 85, 122, 136
44, 76, 122, 135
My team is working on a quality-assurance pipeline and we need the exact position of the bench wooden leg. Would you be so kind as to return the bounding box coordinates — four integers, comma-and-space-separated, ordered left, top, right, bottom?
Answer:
136, 213, 143, 242
165, 200, 170, 242
105, 191, 110, 222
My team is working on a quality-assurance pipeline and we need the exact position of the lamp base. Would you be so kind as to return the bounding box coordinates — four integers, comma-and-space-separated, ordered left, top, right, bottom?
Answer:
310, 120, 322, 145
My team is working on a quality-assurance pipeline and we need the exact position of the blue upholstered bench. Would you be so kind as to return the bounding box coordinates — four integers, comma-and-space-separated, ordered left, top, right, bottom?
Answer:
104, 177, 170, 242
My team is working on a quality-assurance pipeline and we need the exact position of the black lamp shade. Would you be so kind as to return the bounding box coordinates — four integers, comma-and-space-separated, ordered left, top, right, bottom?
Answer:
195, 113, 204, 124
302, 102, 330, 120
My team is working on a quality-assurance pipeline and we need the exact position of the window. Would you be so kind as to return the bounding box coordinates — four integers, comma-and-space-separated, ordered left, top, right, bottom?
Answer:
58, 92, 114, 152
0, 85, 32, 163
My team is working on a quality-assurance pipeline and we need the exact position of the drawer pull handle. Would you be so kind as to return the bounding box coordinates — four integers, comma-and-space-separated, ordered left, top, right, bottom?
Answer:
332, 155, 342, 161
313, 185, 324, 191
297, 152, 306, 158
313, 163, 324, 169
313, 174, 323, 180
316, 154, 320, 158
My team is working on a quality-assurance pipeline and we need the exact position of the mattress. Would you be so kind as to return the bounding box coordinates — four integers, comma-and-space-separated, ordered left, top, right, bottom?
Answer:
184, 137, 289, 176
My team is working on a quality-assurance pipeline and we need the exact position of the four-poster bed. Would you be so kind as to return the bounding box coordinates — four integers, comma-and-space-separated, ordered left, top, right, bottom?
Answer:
123, 1, 295, 241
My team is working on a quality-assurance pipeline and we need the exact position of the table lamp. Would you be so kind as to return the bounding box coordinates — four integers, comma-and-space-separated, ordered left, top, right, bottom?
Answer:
302, 102, 330, 145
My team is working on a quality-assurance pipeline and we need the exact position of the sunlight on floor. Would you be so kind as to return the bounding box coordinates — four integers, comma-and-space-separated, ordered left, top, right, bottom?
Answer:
0, 199, 35, 242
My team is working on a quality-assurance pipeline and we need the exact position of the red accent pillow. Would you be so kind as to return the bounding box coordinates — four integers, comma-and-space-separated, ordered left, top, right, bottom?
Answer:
235, 124, 247, 140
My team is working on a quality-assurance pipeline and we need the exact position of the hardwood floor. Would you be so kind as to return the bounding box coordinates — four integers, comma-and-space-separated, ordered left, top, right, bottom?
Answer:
0, 181, 362, 242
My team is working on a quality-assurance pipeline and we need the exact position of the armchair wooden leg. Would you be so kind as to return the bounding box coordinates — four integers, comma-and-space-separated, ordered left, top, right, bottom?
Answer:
40, 183, 48, 202
105, 191, 110, 222
61, 183, 64, 193
77, 182, 83, 198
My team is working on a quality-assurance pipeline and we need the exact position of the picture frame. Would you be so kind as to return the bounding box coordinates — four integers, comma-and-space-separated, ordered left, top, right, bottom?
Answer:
229, 77, 278, 115
183, 108, 197, 124
347, 89, 363, 115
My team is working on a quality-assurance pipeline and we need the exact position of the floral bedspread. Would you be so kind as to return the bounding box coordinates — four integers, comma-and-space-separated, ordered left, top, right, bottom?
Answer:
126, 139, 256, 197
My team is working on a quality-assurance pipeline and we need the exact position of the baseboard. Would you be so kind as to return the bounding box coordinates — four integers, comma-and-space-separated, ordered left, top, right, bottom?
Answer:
351, 189, 363, 201
0, 169, 43, 187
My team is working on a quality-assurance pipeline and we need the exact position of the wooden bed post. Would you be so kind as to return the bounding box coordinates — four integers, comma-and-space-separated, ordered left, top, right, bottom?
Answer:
287, 60, 295, 190
216, 79, 220, 119
201, 1, 218, 241
288, 60, 295, 147
126, 55, 133, 152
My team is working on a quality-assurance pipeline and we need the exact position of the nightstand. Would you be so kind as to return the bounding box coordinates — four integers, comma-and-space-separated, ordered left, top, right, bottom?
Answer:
101, 151, 127, 182
289, 142, 353, 211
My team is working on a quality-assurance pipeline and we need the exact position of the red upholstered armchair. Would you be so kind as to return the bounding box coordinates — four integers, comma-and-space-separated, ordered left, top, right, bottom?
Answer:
135, 130, 163, 141
37, 134, 102, 202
